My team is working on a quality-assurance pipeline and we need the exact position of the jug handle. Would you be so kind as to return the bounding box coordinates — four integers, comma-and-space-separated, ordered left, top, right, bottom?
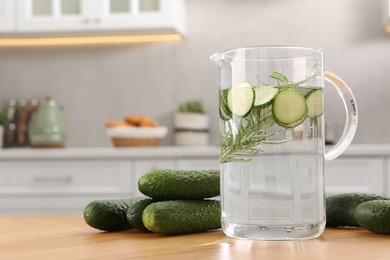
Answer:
324, 70, 358, 161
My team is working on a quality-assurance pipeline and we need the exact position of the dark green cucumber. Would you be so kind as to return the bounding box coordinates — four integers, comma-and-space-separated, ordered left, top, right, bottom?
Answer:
142, 200, 221, 234
138, 169, 220, 200
126, 197, 155, 232
355, 200, 390, 234
84, 197, 147, 232
326, 193, 389, 227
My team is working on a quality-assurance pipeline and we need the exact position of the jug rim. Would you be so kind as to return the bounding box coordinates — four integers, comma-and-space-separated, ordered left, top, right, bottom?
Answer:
210, 45, 324, 62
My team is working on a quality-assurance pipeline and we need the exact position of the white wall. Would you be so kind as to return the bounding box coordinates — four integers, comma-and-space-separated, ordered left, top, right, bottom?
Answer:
0, 0, 389, 147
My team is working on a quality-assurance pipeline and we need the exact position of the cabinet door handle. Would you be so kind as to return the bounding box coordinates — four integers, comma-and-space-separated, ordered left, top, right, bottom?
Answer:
33, 176, 73, 183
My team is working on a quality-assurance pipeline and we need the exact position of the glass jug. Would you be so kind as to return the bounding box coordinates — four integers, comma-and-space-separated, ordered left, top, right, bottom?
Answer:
210, 46, 358, 240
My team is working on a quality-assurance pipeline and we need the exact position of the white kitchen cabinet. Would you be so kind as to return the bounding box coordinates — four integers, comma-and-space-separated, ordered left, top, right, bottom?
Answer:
0, 196, 119, 216
0, 0, 14, 32
176, 159, 219, 170
0, 159, 133, 216
97, 0, 185, 32
11, 0, 185, 33
1, 145, 389, 216
324, 157, 385, 196
17, 0, 89, 32
0, 147, 220, 216
385, 0, 390, 33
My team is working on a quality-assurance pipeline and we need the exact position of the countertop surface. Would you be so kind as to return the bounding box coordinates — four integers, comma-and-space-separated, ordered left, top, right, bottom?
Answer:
0, 146, 220, 160
0, 216, 389, 260
0, 144, 390, 160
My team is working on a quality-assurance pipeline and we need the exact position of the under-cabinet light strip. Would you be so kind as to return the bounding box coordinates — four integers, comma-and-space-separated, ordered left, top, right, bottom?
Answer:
0, 34, 182, 47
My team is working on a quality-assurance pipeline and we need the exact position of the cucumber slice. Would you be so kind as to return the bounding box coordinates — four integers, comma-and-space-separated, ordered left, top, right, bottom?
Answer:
273, 88, 307, 128
253, 86, 279, 107
227, 82, 254, 117
300, 87, 316, 98
282, 112, 307, 128
219, 89, 232, 121
306, 89, 323, 118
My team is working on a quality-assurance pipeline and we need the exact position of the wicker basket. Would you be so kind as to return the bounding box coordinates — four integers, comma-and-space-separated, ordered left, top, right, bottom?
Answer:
107, 126, 167, 147
111, 137, 161, 147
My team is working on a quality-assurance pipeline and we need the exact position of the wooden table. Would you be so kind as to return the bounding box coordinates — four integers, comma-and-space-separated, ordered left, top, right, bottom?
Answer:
0, 216, 389, 260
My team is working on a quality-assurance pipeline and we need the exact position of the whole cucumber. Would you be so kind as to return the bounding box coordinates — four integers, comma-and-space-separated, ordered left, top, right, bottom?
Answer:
126, 197, 155, 232
142, 200, 221, 234
326, 193, 388, 227
355, 200, 390, 234
138, 169, 220, 200
84, 197, 147, 232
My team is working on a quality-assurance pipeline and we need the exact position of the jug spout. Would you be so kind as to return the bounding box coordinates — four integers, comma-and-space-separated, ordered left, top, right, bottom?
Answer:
209, 52, 222, 64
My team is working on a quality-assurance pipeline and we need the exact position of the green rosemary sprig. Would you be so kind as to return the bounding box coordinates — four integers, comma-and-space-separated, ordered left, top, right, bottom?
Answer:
271, 71, 320, 89
220, 106, 285, 163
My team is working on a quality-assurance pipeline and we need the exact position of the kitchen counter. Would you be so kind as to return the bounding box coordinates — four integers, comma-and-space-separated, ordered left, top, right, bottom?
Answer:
0, 216, 389, 260
0, 143, 389, 160
0, 146, 220, 160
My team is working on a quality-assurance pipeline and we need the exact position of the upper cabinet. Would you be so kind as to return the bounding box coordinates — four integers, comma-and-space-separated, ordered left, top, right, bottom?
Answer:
18, 0, 89, 32
0, 0, 15, 32
0, 0, 185, 34
385, 0, 390, 33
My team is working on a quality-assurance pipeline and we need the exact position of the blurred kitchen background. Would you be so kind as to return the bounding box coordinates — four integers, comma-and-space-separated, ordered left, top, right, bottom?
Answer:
1, 0, 390, 147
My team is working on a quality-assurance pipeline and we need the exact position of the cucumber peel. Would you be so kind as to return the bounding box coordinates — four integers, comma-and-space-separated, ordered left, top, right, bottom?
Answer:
326, 193, 388, 227
219, 89, 232, 121
138, 169, 220, 200
142, 200, 221, 234
355, 200, 390, 234
126, 197, 155, 232
84, 197, 147, 232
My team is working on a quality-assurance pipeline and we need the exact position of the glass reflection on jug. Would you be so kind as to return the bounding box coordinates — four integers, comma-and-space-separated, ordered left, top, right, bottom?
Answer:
210, 46, 358, 240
